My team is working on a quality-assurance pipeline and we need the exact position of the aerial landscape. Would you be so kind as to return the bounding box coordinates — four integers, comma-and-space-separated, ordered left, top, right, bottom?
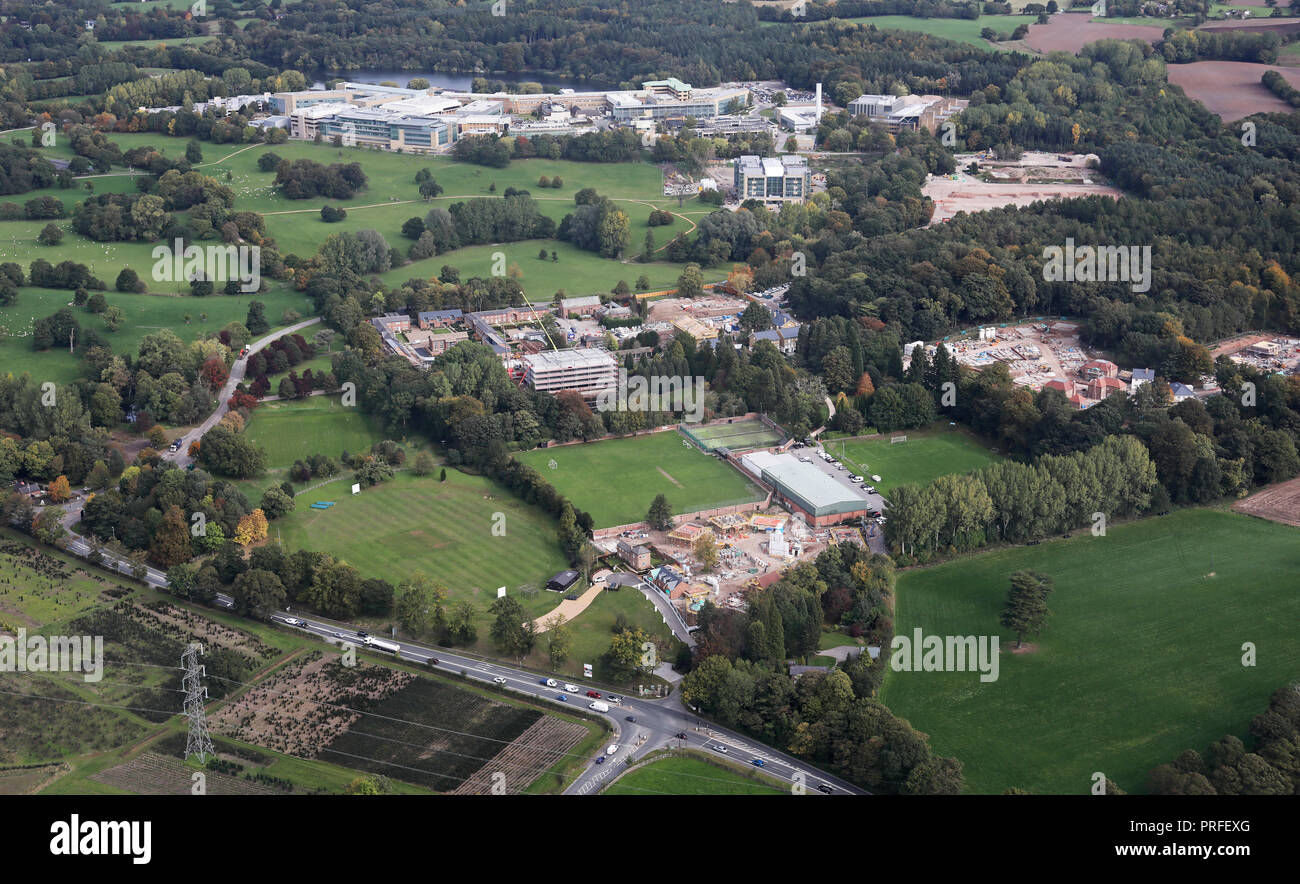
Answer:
0, 0, 1295, 862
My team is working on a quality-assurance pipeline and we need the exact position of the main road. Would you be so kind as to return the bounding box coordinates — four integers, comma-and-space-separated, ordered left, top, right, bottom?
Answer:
260, 608, 866, 796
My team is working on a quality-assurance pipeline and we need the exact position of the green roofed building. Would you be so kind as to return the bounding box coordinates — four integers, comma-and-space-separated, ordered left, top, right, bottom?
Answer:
740, 451, 870, 527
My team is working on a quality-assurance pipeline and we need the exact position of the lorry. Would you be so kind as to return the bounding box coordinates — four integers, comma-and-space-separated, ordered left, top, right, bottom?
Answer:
364, 636, 400, 654
589, 701, 610, 713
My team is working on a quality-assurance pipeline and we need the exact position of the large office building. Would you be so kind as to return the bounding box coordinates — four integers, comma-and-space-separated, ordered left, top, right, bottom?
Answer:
522, 349, 619, 400
846, 93, 969, 135
607, 81, 750, 122
733, 155, 812, 205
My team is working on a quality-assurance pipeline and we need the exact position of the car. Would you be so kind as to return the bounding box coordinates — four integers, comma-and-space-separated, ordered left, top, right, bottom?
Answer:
545, 678, 558, 687
625, 715, 636, 722
429, 658, 439, 665
675, 732, 688, 740
356, 630, 369, 638
283, 617, 301, 626
333, 631, 346, 639
606, 744, 619, 755
586, 690, 601, 699
556, 694, 567, 701
493, 676, 507, 685
849, 475, 863, 483
595, 755, 606, 764
751, 759, 765, 767
606, 695, 621, 704
713, 745, 728, 754
817, 783, 834, 794
865, 486, 876, 494
564, 683, 581, 693
564, 593, 578, 601
538, 678, 549, 686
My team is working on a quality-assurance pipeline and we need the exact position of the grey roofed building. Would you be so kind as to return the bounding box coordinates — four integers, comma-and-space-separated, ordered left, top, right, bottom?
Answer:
740, 450, 868, 521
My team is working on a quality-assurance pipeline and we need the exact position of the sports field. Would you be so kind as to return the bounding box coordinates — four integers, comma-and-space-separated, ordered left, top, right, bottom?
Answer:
271, 469, 570, 616
824, 426, 1000, 495
880, 509, 1300, 794
517, 430, 766, 528
243, 395, 388, 469
604, 753, 788, 796
682, 418, 784, 452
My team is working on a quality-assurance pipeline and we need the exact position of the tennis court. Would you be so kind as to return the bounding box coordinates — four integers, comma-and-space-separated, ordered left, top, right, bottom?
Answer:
681, 418, 784, 452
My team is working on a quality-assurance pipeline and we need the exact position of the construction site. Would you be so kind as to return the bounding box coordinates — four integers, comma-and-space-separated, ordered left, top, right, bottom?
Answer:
923, 151, 1123, 225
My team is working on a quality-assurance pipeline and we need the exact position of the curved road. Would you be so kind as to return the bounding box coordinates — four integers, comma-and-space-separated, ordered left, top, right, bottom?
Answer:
172, 316, 321, 468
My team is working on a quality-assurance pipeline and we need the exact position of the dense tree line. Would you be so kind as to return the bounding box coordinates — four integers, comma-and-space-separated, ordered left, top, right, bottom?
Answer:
274, 159, 368, 200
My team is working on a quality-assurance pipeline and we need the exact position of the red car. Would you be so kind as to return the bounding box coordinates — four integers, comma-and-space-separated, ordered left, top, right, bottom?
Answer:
586, 690, 601, 699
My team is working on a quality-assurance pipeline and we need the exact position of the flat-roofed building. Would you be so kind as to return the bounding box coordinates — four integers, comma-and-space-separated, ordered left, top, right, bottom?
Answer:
522, 348, 618, 400
847, 93, 969, 135
733, 155, 811, 205
740, 451, 870, 527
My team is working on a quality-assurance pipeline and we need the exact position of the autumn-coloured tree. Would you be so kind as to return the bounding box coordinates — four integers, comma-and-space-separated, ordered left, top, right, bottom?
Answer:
48, 475, 71, 503
149, 505, 193, 569
234, 509, 269, 546
855, 372, 875, 397
228, 391, 259, 411
201, 356, 230, 390
188, 439, 201, 458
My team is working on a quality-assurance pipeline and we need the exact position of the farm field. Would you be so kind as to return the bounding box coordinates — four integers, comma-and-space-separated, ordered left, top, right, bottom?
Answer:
0, 535, 111, 628
0, 285, 312, 386
269, 469, 571, 617
880, 509, 1300, 794
761, 14, 1026, 48
516, 430, 767, 528
1021, 16, 1162, 52
824, 426, 1001, 495
1166, 61, 1300, 121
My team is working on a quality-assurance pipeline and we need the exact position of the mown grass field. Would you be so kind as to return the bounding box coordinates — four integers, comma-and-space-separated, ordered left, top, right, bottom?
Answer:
825, 425, 1001, 495
270, 468, 571, 609
0, 285, 311, 386
243, 395, 388, 468
517, 430, 766, 528
604, 752, 788, 795
879, 509, 1300, 794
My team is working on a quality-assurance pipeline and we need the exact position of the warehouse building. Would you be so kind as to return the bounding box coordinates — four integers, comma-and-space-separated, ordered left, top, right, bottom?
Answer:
740, 451, 870, 527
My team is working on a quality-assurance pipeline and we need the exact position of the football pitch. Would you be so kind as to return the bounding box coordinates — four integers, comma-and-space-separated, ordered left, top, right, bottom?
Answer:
880, 509, 1300, 794
824, 427, 1001, 495
516, 430, 766, 528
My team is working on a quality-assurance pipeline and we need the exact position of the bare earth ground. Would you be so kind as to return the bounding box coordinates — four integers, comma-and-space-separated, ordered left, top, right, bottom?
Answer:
1232, 476, 1300, 527
1211, 331, 1275, 359
529, 583, 604, 633
1198, 18, 1300, 35
1023, 18, 1161, 53
924, 176, 1123, 225
1167, 61, 1300, 121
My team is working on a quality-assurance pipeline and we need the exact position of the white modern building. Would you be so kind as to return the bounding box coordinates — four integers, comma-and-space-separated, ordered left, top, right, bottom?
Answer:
522, 348, 619, 400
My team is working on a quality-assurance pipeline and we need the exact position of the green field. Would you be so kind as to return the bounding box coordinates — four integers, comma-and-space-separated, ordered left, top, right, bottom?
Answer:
517, 430, 767, 528
243, 395, 388, 469
604, 752, 788, 795
8, 131, 724, 311
0, 286, 312, 386
880, 509, 1300, 794
762, 14, 1028, 49
824, 426, 1001, 495
270, 468, 571, 613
